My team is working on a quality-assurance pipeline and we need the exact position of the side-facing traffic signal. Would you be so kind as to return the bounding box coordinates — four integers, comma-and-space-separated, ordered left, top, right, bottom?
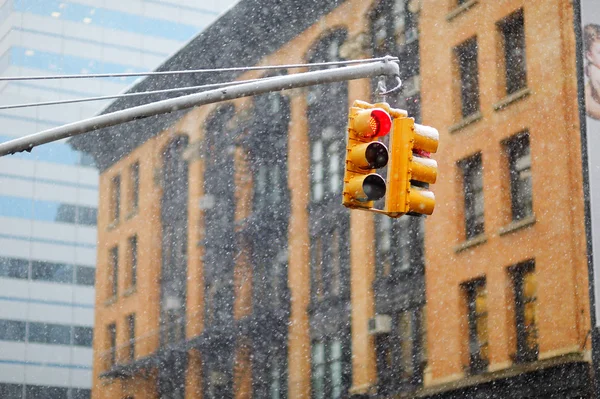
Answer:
342, 101, 392, 210
384, 116, 439, 217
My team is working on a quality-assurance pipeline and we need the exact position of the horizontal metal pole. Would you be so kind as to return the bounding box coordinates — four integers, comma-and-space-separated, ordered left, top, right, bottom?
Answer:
0, 59, 400, 157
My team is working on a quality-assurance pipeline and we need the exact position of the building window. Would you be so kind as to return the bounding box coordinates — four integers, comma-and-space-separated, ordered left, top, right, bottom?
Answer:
375, 307, 427, 394
130, 161, 140, 212
311, 339, 345, 399
0, 319, 26, 342
311, 139, 324, 202
505, 132, 533, 221
109, 246, 119, 298
127, 313, 135, 361
108, 323, 117, 367
73, 326, 93, 347
128, 235, 138, 288
0, 257, 28, 279
31, 260, 73, 284
26, 385, 68, 399
307, 30, 348, 205
0, 383, 22, 398
376, 216, 424, 278
72, 388, 92, 399
499, 9, 526, 95
75, 265, 95, 286
454, 37, 480, 119
111, 175, 121, 223
463, 278, 489, 374
269, 354, 286, 399
28, 322, 71, 345
459, 153, 484, 240
510, 261, 538, 362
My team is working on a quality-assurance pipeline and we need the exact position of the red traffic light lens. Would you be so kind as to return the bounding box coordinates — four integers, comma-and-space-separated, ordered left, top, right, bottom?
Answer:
369, 109, 392, 138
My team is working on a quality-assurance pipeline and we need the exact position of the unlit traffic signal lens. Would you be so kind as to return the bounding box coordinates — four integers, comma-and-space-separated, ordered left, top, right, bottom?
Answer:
362, 174, 386, 200
365, 141, 388, 169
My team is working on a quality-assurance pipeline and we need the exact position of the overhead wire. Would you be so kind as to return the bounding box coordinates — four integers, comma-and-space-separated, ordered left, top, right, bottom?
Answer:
0, 57, 400, 111
0, 56, 399, 82
0, 76, 279, 111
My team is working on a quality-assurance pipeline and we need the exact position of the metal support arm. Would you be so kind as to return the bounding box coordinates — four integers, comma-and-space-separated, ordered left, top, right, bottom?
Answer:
0, 58, 400, 157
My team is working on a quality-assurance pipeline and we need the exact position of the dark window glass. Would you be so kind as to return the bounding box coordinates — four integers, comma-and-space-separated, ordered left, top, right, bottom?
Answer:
75, 266, 95, 286
72, 388, 92, 399
375, 308, 427, 395
0, 383, 22, 398
511, 261, 538, 363
109, 246, 118, 297
54, 204, 77, 224
108, 323, 117, 367
506, 133, 533, 221
464, 278, 488, 374
130, 162, 140, 211
376, 216, 424, 278
455, 37, 480, 118
0, 319, 26, 341
73, 326, 93, 347
31, 261, 73, 284
129, 235, 137, 288
77, 206, 97, 226
127, 313, 135, 360
500, 9, 526, 95
269, 353, 286, 399
54, 205, 97, 226
111, 175, 121, 222
28, 322, 71, 345
459, 154, 484, 239
311, 339, 345, 399
307, 31, 348, 204
26, 384, 68, 399
312, 341, 325, 399
0, 257, 28, 279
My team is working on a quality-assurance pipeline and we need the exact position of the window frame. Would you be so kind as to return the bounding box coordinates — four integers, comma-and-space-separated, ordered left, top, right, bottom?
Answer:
505, 132, 533, 221
463, 278, 489, 374
107, 322, 117, 368
498, 9, 527, 96
128, 235, 138, 289
109, 246, 119, 298
454, 37, 480, 119
510, 260, 538, 363
129, 161, 140, 214
459, 153, 485, 240
110, 175, 121, 223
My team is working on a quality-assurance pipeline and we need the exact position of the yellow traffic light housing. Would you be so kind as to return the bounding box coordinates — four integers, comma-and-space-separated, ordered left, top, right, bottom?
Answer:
342, 101, 393, 209
341, 100, 439, 218
385, 116, 439, 217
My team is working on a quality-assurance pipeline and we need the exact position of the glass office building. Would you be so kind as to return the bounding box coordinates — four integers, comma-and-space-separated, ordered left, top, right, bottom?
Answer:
0, 1, 237, 397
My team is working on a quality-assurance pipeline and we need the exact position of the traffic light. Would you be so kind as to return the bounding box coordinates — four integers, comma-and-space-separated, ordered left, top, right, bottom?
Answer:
384, 116, 439, 217
342, 101, 392, 210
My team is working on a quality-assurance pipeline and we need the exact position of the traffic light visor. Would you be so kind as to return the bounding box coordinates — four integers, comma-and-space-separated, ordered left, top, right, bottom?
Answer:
352, 108, 392, 138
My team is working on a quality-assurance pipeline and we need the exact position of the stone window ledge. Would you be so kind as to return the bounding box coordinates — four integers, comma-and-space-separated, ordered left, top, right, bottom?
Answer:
454, 234, 487, 253
449, 111, 483, 134
446, 0, 478, 22
123, 286, 137, 297
493, 87, 531, 111
498, 214, 536, 236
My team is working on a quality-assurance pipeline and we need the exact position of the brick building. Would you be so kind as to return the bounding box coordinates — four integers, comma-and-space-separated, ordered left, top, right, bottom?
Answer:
71, 0, 594, 398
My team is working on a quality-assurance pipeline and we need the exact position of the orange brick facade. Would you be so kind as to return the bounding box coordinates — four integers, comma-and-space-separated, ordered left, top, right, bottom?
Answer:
89, 0, 593, 398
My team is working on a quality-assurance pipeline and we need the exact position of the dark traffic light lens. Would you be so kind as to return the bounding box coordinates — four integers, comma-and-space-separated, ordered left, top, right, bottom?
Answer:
363, 174, 386, 201
365, 142, 389, 169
